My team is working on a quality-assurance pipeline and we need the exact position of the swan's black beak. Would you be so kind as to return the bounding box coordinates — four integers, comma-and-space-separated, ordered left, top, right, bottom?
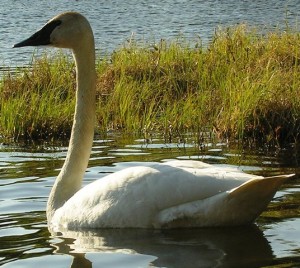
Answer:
13, 20, 61, 48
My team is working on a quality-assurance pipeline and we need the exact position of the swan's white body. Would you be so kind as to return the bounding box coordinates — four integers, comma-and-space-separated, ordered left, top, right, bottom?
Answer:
51, 160, 291, 229
14, 12, 293, 230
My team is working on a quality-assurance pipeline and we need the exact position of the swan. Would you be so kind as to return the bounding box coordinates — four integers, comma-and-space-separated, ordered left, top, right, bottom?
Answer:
14, 12, 294, 230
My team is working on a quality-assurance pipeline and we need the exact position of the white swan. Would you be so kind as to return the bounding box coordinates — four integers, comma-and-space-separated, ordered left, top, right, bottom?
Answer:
14, 12, 294, 230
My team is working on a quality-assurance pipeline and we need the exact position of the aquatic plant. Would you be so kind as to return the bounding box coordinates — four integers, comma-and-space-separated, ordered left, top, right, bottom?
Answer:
0, 52, 75, 140
1, 25, 300, 147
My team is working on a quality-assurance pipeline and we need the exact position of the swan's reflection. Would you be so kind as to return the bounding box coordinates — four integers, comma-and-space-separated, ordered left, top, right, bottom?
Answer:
51, 225, 273, 268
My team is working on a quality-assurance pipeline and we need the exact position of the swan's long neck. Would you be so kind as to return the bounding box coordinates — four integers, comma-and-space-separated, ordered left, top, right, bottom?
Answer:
47, 38, 96, 221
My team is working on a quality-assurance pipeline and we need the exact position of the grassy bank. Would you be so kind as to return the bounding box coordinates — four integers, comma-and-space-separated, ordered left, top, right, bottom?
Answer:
1, 25, 300, 147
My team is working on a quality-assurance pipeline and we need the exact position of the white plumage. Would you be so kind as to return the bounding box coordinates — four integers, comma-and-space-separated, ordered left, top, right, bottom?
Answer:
14, 12, 293, 230
51, 160, 291, 229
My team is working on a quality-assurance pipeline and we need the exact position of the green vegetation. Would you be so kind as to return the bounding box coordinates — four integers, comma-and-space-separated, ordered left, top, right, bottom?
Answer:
0, 53, 75, 140
1, 25, 300, 147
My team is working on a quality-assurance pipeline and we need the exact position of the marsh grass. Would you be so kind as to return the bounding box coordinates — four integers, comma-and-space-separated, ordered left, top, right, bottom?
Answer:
0, 52, 75, 140
1, 25, 300, 147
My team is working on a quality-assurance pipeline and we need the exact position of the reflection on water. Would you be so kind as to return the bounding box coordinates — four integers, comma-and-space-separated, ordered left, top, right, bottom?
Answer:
52, 226, 272, 268
0, 135, 300, 267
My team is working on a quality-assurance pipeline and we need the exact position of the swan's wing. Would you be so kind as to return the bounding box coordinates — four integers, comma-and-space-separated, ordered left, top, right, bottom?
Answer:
161, 160, 212, 169
161, 160, 246, 173
155, 174, 294, 227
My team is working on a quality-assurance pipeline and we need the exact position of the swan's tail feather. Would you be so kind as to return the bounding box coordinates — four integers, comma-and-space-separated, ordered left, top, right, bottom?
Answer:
229, 174, 294, 198
155, 174, 294, 228
224, 173, 294, 224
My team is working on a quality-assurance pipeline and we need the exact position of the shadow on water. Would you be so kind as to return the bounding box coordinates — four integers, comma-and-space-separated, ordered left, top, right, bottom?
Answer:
51, 225, 273, 268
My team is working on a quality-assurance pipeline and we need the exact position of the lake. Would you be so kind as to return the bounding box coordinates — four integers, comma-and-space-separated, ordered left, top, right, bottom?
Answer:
1, 134, 299, 267
0, 1, 300, 267
0, 0, 299, 66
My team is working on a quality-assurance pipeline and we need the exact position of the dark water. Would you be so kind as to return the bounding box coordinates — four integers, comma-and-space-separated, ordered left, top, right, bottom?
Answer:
0, 0, 299, 66
0, 134, 299, 267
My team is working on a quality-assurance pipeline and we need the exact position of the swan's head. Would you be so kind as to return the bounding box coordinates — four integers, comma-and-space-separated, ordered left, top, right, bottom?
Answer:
14, 12, 94, 50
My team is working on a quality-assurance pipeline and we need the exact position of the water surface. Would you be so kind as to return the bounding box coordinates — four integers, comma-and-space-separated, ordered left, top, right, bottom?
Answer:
0, 0, 299, 66
0, 135, 299, 267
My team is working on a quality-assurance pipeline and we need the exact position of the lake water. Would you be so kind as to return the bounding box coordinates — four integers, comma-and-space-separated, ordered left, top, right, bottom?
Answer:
0, 1, 300, 267
0, 0, 299, 66
0, 134, 300, 267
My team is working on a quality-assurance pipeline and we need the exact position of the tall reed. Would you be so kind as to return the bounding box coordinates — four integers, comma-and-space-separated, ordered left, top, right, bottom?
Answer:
1, 25, 300, 147
0, 52, 75, 140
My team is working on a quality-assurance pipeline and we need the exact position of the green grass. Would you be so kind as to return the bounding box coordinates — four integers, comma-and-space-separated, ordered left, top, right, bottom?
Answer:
1, 25, 300, 147
0, 53, 75, 140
